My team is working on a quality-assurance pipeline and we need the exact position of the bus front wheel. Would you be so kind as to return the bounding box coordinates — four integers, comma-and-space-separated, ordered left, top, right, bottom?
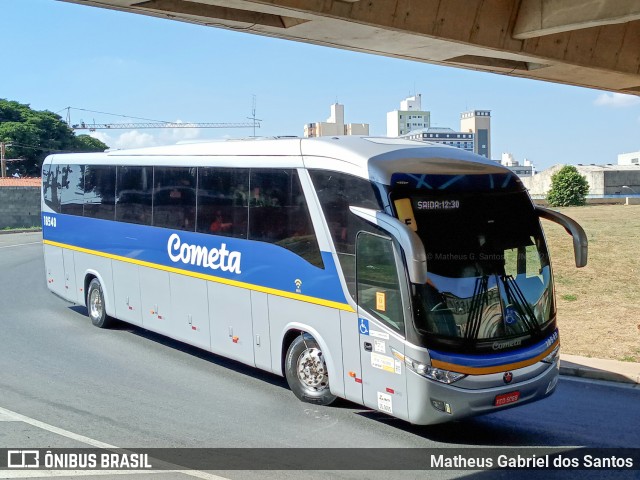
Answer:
285, 333, 336, 406
87, 278, 113, 328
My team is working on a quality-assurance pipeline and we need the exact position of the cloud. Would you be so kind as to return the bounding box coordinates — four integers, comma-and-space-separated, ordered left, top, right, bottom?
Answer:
158, 120, 202, 144
88, 121, 204, 150
88, 131, 111, 147
90, 130, 155, 149
115, 130, 157, 149
594, 92, 640, 108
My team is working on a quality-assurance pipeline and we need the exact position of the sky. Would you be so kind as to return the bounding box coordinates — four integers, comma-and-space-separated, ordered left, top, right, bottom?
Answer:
2, 0, 640, 171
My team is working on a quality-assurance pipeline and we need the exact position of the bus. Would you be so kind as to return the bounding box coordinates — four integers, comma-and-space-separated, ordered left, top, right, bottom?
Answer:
41, 136, 587, 425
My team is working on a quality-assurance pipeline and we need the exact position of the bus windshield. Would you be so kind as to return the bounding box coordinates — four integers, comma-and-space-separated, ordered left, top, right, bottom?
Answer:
391, 174, 555, 353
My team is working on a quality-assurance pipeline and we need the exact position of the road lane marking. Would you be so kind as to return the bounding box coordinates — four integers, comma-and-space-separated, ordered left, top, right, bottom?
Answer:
0, 242, 42, 249
0, 406, 229, 480
0, 407, 114, 449
0, 410, 20, 422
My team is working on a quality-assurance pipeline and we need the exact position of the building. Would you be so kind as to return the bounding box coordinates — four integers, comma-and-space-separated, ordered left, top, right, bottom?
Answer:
386, 94, 430, 137
400, 127, 474, 152
460, 110, 491, 158
498, 152, 534, 177
304, 103, 369, 138
618, 150, 640, 165
521, 164, 640, 196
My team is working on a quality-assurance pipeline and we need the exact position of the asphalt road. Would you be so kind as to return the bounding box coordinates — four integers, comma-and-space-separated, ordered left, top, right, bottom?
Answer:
1, 232, 639, 480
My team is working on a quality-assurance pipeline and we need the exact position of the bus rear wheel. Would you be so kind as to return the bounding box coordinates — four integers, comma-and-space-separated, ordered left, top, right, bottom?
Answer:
285, 333, 336, 406
87, 278, 113, 328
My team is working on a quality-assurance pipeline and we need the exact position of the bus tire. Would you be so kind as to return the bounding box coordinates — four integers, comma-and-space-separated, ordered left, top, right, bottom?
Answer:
285, 333, 337, 406
87, 278, 112, 328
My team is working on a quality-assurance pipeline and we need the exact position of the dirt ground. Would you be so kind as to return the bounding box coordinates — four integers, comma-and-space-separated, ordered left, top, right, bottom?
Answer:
541, 204, 640, 362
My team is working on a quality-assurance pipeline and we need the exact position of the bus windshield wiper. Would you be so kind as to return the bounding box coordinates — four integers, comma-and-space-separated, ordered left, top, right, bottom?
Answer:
501, 275, 540, 334
465, 275, 490, 342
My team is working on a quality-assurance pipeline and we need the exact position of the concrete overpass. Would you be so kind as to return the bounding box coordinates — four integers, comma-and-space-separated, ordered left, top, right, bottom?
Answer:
60, 0, 640, 95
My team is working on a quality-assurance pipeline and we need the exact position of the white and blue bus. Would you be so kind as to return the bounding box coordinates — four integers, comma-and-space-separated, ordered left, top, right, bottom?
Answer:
41, 136, 587, 425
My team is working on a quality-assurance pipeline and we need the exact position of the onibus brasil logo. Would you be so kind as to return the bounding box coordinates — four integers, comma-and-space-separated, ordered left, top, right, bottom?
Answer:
167, 233, 242, 274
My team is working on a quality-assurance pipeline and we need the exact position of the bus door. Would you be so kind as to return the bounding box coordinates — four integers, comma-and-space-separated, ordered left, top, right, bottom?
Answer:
356, 231, 409, 420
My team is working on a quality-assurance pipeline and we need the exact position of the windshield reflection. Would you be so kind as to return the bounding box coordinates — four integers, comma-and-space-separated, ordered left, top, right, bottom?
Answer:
416, 265, 553, 342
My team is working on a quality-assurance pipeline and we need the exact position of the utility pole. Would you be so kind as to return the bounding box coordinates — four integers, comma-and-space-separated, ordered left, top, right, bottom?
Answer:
1, 141, 7, 178
248, 95, 262, 138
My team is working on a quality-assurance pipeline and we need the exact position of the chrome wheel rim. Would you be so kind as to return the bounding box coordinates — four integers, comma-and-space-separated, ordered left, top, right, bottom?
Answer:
89, 288, 102, 320
297, 348, 328, 392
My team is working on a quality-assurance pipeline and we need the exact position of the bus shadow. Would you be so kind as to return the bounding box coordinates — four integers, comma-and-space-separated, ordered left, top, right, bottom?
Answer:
354, 410, 578, 447
67, 305, 290, 391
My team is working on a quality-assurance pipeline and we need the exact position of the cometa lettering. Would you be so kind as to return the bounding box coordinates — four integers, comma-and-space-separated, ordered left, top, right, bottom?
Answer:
492, 338, 522, 350
167, 233, 242, 274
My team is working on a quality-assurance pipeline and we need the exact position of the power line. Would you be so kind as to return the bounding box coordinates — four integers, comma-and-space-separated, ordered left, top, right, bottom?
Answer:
63, 106, 170, 124
71, 121, 259, 130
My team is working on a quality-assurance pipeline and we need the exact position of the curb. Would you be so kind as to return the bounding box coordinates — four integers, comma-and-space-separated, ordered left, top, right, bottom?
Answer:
0, 228, 42, 235
559, 356, 640, 386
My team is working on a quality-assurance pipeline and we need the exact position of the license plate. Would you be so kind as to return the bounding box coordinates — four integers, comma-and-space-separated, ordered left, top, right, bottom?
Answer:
494, 391, 520, 407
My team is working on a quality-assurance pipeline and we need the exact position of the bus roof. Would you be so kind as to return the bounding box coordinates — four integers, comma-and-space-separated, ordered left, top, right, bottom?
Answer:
44, 136, 509, 185
299, 136, 508, 184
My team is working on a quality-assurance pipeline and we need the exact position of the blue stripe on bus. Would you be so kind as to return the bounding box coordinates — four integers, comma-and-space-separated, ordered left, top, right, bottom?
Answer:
42, 213, 349, 307
429, 329, 559, 369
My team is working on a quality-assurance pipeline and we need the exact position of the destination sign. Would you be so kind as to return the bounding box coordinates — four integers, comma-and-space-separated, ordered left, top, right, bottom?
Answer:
414, 199, 460, 211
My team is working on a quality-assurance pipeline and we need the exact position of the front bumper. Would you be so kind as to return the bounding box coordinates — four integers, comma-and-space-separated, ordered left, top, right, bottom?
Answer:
406, 359, 560, 425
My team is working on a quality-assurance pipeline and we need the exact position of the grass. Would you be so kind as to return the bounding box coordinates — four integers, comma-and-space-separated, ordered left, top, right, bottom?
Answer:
542, 204, 640, 363
1, 226, 41, 231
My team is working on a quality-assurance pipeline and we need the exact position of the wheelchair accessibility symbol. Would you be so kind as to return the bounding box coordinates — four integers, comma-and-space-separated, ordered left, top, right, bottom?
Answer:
358, 318, 369, 335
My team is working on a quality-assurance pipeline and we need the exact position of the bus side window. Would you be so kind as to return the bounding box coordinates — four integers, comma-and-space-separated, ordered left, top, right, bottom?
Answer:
43, 163, 61, 213
196, 167, 249, 239
41, 163, 50, 194
116, 166, 152, 226
309, 170, 385, 297
249, 169, 323, 269
153, 167, 197, 231
356, 232, 405, 334
84, 165, 116, 221
59, 164, 85, 216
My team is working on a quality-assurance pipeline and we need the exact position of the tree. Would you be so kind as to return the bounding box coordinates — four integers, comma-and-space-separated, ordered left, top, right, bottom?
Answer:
546, 165, 590, 207
0, 99, 109, 176
75, 134, 109, 152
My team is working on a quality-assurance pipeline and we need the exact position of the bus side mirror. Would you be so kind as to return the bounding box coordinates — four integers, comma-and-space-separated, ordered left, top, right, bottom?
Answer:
535, 205, 588, 268
349, 206, 428, 284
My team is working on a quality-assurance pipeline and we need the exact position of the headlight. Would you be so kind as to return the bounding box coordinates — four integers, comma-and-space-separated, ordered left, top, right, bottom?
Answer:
391, 348, 466, 384
541, 345, 560, 364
